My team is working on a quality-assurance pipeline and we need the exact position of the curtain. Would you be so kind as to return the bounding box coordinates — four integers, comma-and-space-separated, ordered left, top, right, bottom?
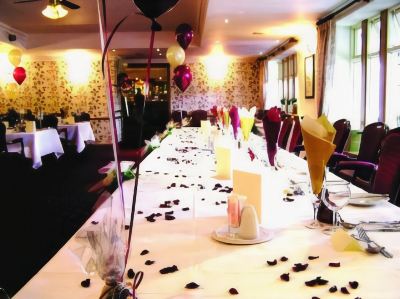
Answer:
316, 20, 335, 116
259, 60, 268, 109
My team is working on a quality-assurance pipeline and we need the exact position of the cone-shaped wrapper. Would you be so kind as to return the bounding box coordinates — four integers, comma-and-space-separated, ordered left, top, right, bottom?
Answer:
301, 116, 336, 194
240, 117, 254, 141
317, 114, 336, 143
229, 106, 240, 139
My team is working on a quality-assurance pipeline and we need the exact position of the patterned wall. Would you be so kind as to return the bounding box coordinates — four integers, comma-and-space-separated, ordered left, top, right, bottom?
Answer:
171, 60, 260, 111
0, 58, 116, 143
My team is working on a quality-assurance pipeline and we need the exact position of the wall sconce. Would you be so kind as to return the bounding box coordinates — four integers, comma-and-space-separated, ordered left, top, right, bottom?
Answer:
204, 44, 230, 82
65, 50, 92, 85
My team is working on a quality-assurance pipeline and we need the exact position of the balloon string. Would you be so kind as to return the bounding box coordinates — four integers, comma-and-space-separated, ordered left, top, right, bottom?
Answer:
125, 29, 156, 267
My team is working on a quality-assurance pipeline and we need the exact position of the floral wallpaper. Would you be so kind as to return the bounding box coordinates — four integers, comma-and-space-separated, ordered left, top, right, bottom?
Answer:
171, 61, 260, 111
0, 58, 117, 143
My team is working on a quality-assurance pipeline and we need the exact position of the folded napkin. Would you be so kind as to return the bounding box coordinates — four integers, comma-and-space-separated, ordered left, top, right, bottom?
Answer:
229, 106, 240, 139
239, 107, 256, 141
262, 107, 281, 166
301, 115, 336, 194
222, 107, 230, 129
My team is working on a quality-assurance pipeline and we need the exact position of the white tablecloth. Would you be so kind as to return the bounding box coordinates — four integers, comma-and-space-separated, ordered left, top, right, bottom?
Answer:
58, 122, 95, 153
6, 128, 64, 169
14, 128, 400, 299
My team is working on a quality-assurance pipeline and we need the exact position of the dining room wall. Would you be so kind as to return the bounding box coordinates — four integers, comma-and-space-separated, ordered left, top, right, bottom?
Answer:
0, 56, 116, 143
170, 60, 261, 112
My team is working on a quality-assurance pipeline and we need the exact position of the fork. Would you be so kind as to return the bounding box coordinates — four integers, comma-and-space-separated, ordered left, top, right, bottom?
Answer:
357, 226, 393, 258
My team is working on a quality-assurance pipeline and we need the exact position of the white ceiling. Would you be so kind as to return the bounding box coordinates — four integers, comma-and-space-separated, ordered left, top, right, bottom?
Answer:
0, 0, 355, 59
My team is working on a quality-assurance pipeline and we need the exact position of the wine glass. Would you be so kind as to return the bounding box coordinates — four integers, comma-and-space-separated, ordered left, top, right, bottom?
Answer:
321, 181, 351, 234
304, 180, 324, 229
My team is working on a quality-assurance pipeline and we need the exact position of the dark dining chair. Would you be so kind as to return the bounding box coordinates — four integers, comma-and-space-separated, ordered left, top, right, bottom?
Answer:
286, 116, 303, 152
335, 132, 400, 198
189, 110, 208, 127
42, 114, 70, 144
278, 116, 293, 149
80, 112, 91, 122
333, 122, 389, 182
0, 122, 25, 157
171, 110, 188, 123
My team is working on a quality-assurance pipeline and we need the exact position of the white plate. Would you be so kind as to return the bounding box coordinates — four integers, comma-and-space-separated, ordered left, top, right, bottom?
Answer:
348, 196, 389, 206
211, 226, 274, 245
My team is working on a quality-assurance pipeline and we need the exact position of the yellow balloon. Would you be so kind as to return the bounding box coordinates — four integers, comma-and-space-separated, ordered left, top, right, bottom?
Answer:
8, 49, 22, 67
4, 82, 18, 100
166, 44, 185, 69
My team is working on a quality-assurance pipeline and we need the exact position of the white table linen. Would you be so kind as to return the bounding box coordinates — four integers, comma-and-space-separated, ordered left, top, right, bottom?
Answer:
6, 128, 64, 169
14, 128, 400, 299
58, 122, 95, 153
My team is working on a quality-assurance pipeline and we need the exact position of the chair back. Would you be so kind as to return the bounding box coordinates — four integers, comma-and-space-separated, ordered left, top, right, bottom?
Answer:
171, 110, 187, 123
42, 114, 58, 129
190, 110, 208, 127
333, 119, 351, 153
80, 112, 91, 122
372, 133, 400, 194
286, 116, 302, 152
0, 122, 7, 153
278, 117, 293, 149
358, 122, 388, 163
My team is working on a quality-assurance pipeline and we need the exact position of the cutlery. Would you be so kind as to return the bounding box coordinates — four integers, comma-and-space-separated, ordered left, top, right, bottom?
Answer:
356, 227, 393, 258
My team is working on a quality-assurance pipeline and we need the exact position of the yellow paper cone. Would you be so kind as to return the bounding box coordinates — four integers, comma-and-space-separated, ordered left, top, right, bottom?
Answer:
240, 117, 254, 141
301, 116, 336, 194
317, 114, 336, 143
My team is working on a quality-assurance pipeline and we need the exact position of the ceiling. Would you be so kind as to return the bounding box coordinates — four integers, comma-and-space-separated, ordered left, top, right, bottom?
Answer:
0, 0, 355, 59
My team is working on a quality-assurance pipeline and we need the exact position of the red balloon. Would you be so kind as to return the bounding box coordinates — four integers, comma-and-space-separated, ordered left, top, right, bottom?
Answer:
175, 23, 193, 50
13, 67, 26, 85
173, 64, 192, 93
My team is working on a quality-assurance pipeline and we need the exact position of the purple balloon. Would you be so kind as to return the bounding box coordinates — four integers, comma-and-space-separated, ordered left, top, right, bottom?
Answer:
175, 23, 193, 50
173, 64, 192, 93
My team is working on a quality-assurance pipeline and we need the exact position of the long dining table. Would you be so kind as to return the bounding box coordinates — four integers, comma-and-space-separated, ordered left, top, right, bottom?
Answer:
14, 127, 400, 299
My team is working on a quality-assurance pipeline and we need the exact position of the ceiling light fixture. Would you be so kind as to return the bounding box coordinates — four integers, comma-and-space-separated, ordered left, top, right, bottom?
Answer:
156, 48, 160, 52
224, 19, 229, 24
42, 0, 68, 19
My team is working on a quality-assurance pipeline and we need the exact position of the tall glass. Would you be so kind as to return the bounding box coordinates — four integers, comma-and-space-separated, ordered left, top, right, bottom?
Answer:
321, 181, 351, 234
305, 180, 324, 229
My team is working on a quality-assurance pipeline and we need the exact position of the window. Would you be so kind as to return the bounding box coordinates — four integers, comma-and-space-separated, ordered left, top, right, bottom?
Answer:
350, 25, 362, 129
386, 7, 400, 128
265, 61, 281, 109
266, 55, 297, 112
365, 17, 381, 125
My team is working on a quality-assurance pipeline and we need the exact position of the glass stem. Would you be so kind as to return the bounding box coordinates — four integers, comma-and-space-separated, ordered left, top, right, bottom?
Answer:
313, 204, 317, 222
332, 211, 337, 228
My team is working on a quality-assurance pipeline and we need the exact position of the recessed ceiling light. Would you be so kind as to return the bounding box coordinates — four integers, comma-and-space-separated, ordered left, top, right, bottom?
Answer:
156, 48, 160, 52
159, 76, 162, 80
224, 19, 229, 24
112, 49, 116, 52
252, 32, 264, 35
159, 53, 162, 56
135, 77, 139, 80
